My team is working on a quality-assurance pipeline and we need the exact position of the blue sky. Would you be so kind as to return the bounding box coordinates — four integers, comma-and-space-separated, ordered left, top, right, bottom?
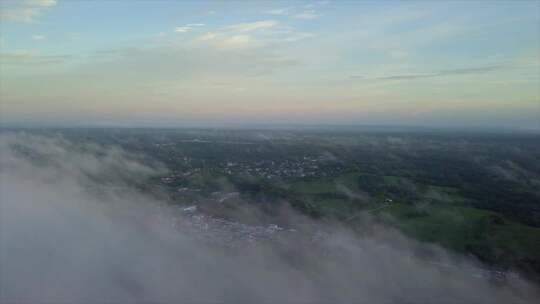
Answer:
1, 0, 539, 129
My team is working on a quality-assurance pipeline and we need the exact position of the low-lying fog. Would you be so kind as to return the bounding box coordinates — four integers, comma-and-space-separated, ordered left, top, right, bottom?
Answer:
1, 132, 538, 303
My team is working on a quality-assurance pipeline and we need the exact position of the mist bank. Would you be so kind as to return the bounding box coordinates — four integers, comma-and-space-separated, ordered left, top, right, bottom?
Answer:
1, 132, 538, 303
2, 123, 540, 135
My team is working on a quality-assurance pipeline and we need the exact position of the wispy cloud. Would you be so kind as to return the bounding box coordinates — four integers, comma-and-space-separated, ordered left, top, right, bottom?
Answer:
0, 0, 57, 22
32, 0, 57, 6
350, 65, 505, 81
175, 26, 192, 33
195, 20, 277, 50
32, 34, 46, 41
195, 20, 312, 51
0, 49, 70, 65
294, 10, 320, 20
199, 34, 259, 50
175, 23, 205, 33
266, 2, 326, 19
0, 49, 36, 60
226, 20, 277, 33
266, 8, 290, 16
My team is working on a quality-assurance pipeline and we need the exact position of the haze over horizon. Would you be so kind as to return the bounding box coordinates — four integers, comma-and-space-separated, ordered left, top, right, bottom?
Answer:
1, 0, 539, 130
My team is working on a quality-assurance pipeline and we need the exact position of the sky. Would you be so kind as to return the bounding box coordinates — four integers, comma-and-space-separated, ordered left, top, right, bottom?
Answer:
0, 0, 539, 129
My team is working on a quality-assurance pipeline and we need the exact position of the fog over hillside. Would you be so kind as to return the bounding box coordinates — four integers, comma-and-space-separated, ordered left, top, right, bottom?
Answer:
1, 133, 538, 303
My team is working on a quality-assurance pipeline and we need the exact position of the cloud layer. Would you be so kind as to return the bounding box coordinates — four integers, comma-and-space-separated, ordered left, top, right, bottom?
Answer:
1, 132, 538, 303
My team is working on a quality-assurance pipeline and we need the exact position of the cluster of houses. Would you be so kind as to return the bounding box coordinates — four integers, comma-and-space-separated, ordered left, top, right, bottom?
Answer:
218, 156, 344, 180
167, 207, 291, 248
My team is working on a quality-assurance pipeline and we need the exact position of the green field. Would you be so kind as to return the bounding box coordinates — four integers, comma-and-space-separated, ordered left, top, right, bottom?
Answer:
284, 170, 540, 276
